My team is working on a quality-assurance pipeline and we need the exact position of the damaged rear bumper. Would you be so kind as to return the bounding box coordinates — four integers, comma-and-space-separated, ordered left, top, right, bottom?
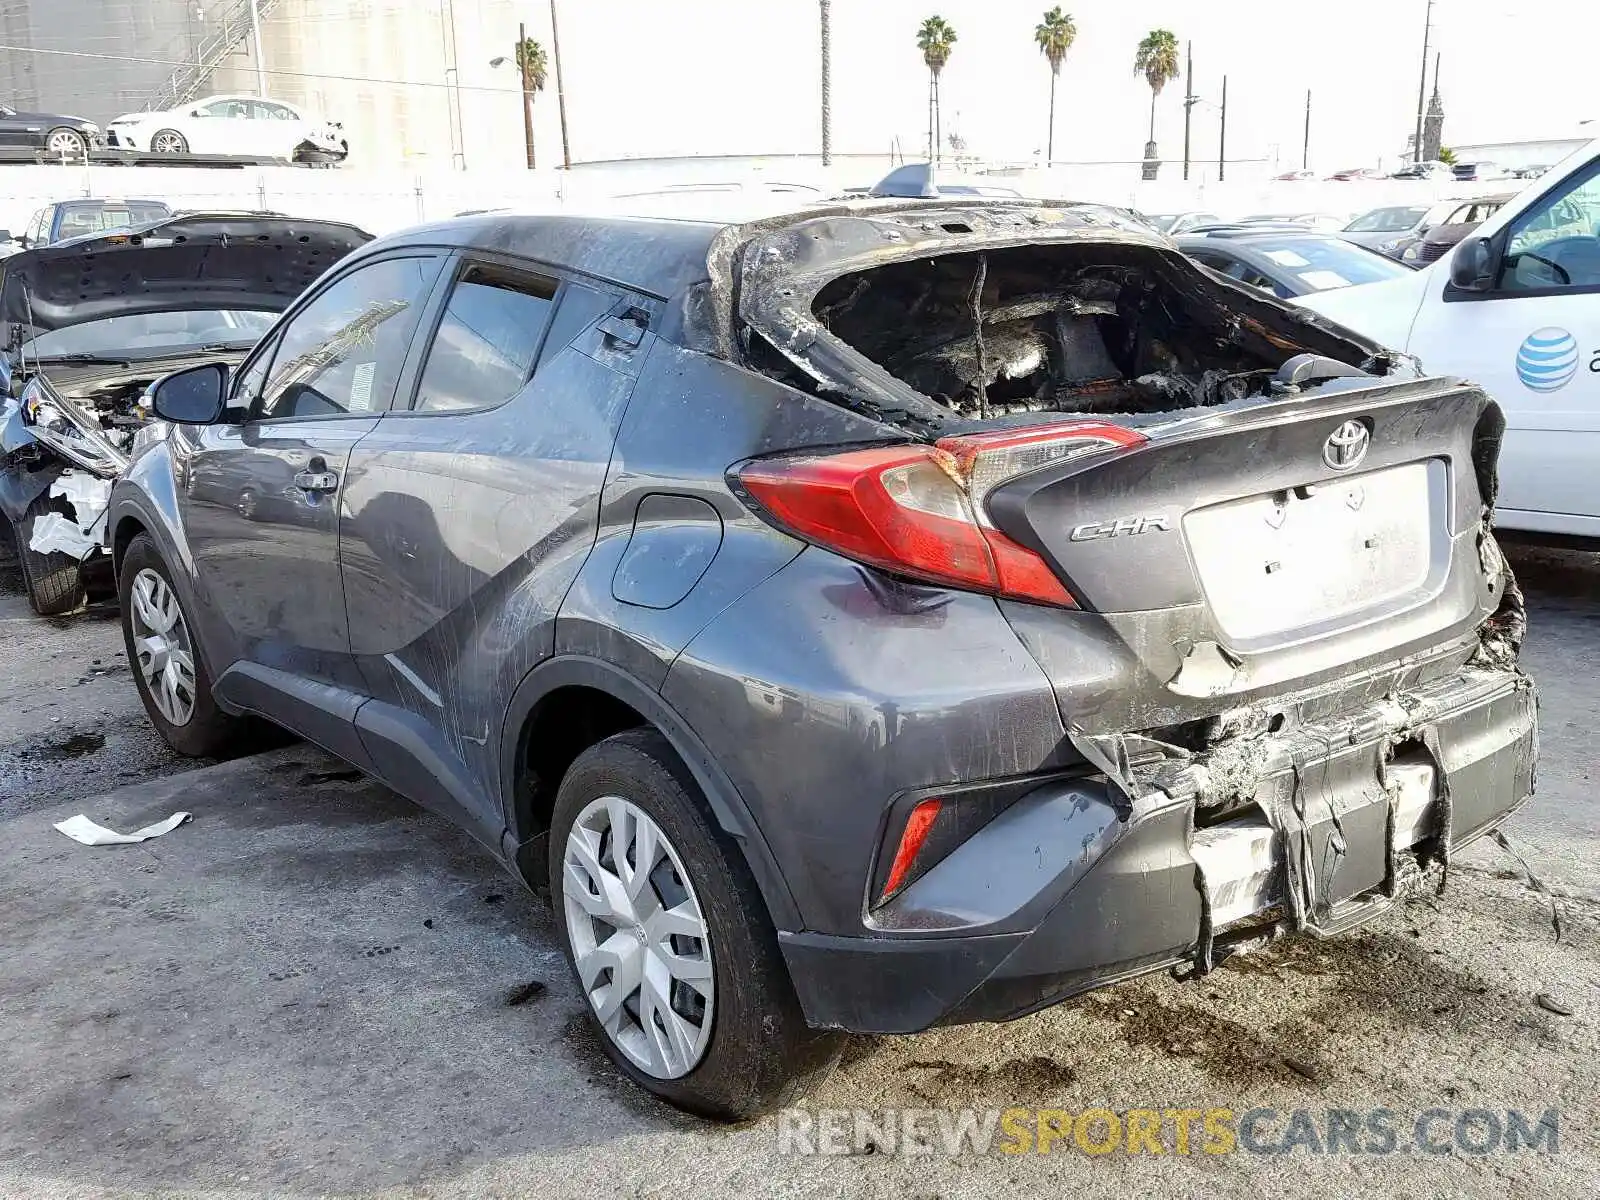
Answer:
778, 665, 1536, 1034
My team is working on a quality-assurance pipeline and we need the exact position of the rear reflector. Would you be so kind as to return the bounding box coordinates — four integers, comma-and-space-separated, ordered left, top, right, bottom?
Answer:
737, 421, 1145, 606
881, 797, 943, 900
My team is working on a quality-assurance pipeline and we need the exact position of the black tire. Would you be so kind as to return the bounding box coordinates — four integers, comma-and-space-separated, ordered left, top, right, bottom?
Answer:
12, 495, 86, 616
150, 128, 188, 155
118, 532, 246, 757
549, 729, 844, 1120
44, 127, 88, 160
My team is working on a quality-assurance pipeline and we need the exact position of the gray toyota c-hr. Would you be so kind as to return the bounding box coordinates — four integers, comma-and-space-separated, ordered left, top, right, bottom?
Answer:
112, 201, 1536, 1118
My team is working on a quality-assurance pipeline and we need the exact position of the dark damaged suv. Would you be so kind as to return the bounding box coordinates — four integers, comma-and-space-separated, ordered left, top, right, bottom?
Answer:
111, 200, 1535, 1118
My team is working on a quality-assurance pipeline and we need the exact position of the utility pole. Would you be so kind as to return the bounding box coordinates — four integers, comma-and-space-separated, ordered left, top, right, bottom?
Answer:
518, 21, 535, 169
1182, 41, 1194, 181
1412, 0, 1434, 162
1303, 89, 1311, 170
550, 0, 572, 168
248, 0, 266, 97
820, 0, 832, 166
1218, 75, 1228, 182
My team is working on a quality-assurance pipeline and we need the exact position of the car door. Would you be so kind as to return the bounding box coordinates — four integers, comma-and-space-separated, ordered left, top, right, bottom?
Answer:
177, 252, 445, 748
0, 106, 28, 148
1407, 158, 1600, 533
337, 254, 638, 831
250, 100, 295, 158
186, 98, 250, 154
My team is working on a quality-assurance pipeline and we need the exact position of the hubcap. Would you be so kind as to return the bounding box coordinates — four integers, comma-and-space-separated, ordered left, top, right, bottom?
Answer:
562, 795, 714, 1079
129, 568, 197, 727
154, 132, 182, 153
47, 131, 82, 156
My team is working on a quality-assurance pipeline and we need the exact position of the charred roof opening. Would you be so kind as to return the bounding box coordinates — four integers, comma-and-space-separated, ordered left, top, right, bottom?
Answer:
808, 243, 1344, 420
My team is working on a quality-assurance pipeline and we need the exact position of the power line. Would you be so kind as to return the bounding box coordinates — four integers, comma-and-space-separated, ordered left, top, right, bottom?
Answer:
0, 41, 534, 98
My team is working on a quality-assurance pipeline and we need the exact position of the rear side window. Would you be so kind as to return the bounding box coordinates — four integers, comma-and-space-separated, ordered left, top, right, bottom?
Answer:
413, 262, 559, 413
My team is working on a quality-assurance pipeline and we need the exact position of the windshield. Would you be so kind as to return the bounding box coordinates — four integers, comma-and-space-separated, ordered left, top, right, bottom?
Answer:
22, 310, 276, 359
1248, 237, 1414, 292
1146, 215, 1179, 232
1344, 206, 1428, 233
53, 203, 171, 241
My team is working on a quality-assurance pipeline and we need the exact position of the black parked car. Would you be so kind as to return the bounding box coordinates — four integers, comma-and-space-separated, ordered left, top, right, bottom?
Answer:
0, 101, 103, 159
0, 214, 371, 614
117, 201, 1533, 1119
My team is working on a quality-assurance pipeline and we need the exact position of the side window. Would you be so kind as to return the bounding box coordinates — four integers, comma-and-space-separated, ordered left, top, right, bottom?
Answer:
1500, 163, 1600, 292
412, 262, 558, 414
230, 332, 280, 413
252, 255, 442, 421
199, 100, 235, 118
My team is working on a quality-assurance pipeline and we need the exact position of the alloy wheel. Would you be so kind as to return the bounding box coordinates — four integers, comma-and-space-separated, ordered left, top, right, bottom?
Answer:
152, 131, 185, 154
562, 794, 715, 1079
46, 129, 85, 159
129, 568, 198, 727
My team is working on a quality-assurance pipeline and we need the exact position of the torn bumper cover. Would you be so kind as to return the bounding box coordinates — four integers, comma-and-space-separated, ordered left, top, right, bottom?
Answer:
778, 663, 1535, 1034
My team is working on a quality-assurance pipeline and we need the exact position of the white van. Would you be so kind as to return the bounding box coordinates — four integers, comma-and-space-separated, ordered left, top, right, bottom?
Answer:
1297, 138, 1600, 540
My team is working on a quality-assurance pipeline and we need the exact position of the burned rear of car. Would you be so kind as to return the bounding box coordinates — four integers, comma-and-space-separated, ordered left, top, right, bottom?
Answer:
0, 214, 370, 613
691, 201, 1533, 1029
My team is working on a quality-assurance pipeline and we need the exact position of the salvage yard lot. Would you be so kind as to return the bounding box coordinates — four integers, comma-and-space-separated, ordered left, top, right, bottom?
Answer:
1, 531, 1598, 1199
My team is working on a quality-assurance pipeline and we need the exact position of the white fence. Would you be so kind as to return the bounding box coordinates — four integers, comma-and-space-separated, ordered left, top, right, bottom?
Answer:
0, 159, 1536, 241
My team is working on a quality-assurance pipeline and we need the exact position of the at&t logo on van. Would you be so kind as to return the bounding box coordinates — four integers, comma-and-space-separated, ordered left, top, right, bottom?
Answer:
1515, 328, 1581, 392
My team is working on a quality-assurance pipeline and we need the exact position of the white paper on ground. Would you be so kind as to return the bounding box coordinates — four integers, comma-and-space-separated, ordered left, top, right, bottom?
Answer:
28, 511, 98, 558
53, 811, 193, 846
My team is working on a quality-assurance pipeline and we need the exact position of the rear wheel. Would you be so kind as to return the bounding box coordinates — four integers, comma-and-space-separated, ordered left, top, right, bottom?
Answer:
150, 128, 188, 155
118, 533, 246, 757
550, 729, 843, 1120
44, 127, 88, 160
12, 495, 86, 616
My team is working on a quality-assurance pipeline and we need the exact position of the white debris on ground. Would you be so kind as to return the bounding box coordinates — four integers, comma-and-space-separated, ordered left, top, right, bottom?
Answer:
27, 470, 112, 559
52, 812, 192, 846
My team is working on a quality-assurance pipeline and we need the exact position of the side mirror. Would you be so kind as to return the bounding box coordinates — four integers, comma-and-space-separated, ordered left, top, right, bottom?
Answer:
14, 235, 28, 249
1450, 235, 1497, 292
150, 362, 228, 424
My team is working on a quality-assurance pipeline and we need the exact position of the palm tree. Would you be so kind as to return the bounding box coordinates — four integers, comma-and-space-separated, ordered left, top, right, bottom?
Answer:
1034, 8, 1076, 164
515, 35, 548, 168
916, 16, 957, 164
820, 0, 832, 166
1133, 29, 1179, 178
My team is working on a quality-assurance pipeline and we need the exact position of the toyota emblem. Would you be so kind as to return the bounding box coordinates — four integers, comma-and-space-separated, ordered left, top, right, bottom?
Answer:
1323, 420, 1370, 471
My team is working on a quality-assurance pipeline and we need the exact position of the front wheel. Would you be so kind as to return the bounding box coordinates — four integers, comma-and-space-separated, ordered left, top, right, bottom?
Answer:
12, 495, 86, 616
118, 533, 247, 757
550, 729, 844, 1120
150, 128, 188, 155
44, 127, 88, 160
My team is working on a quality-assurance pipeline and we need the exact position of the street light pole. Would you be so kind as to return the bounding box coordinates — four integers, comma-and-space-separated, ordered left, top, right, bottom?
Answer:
550, 0, 572, 168
248, 0, 266, 97
1412, 0, 1434, 163
1303, 89, 1311, 170
1218, 75, 1228, 182
1182, 40, 1194, 182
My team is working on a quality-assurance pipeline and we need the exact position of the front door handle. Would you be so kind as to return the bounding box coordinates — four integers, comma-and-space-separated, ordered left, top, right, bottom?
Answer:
294, 457, 339, 492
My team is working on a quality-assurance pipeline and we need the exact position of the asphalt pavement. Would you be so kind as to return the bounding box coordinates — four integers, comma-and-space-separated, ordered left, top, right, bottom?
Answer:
1, 529, 1596, 1199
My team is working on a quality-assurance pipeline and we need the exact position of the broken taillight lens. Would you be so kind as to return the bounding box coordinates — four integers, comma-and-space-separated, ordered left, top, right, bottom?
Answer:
737, 421, 1145, 607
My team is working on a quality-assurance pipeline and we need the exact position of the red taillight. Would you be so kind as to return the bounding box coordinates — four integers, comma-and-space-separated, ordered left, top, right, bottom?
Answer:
882, 797, 943, 900
737, 421, 1144, 607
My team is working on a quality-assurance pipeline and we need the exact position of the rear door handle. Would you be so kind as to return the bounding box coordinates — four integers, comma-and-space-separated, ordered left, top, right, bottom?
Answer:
294, 457, 339, 492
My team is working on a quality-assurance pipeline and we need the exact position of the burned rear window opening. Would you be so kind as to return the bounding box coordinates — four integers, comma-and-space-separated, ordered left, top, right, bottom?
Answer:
744, 237, 1401, 429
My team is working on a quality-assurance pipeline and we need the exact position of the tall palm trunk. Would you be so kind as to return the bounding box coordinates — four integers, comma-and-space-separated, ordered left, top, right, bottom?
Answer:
819, 0, 832, 165
934, 72, 943, 165
1148, 87, 1157, 142
1047, 73, 1057, 162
